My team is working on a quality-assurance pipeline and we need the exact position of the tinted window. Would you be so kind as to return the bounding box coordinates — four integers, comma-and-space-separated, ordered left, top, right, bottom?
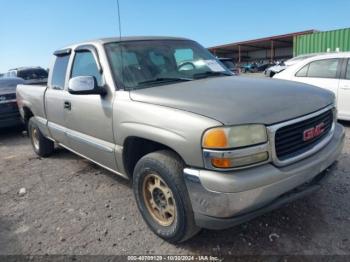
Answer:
307, 59, 339, 78
17, 68, 48, 80
346, 60, 350, 80
51, 55, 69, 90
71, 51, 102, 85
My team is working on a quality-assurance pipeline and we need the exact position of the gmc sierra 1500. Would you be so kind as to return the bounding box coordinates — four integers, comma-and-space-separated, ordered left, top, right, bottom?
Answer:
17, 36, 345, 243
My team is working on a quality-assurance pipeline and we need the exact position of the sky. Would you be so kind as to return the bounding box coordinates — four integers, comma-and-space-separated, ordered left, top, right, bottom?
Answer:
0, 0, 350, 72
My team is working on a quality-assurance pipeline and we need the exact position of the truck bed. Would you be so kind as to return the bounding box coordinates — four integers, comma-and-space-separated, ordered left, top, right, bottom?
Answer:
16, 84, 48, 120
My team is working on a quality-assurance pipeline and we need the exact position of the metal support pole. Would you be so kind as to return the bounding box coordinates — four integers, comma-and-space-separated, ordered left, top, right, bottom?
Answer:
271, 40, 274, 63
238, 45, 241, 64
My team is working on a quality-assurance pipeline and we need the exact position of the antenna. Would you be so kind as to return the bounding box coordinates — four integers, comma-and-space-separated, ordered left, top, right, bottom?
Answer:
116, 0, 124, 84
116, 0, 122, 41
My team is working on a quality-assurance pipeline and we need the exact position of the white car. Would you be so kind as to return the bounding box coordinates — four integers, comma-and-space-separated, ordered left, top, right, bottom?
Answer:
265, 54, 321, 77
274, 52, 350, 121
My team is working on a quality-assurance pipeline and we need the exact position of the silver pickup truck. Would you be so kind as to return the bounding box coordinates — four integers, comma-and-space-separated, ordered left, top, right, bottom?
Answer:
17, 36, 345, 243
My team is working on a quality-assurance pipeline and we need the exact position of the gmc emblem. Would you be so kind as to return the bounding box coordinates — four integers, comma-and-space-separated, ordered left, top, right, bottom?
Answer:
303, 122, 325, 141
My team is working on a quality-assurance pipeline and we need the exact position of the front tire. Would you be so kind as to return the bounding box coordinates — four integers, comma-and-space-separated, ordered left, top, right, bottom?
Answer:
28, 118, 54, 157
133, 150, 200, 243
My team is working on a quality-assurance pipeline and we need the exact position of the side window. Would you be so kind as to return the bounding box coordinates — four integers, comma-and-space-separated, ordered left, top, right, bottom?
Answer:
295, 64, 309, 77
71, 51, 102, 85
174, 49, 194, 66
346, 60, 350, 80
51, 55, 69, 90
307, 59, 339, 79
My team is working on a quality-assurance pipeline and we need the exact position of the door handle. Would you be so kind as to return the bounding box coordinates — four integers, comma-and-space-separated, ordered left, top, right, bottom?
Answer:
340, 85, 350, 90
64, 101, 71, 110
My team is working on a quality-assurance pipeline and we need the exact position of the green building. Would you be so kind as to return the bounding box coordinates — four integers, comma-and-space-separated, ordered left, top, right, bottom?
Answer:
294, 28, 350, 56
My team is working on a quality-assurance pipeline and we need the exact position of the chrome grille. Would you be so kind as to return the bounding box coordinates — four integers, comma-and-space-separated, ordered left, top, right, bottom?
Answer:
275, 109, 333, 160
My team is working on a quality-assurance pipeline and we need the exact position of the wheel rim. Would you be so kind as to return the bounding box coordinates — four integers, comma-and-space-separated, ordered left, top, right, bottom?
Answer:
142, 173, 176, 227
32, 128, 40, 151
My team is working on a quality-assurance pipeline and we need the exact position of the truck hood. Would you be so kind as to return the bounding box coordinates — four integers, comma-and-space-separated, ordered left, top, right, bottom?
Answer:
129, 76, 334, 125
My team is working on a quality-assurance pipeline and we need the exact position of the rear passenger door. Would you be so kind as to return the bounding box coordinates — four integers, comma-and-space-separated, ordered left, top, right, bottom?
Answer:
293, 58, 341, 96
64, 46, 117, 171
338, 59, 350, 120
45, 52, 70, 145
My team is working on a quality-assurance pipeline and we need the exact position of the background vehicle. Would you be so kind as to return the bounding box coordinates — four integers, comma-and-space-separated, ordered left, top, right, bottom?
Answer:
17, 37, 344, 243
0, 77, 24, 128
218, 58, 239, 74
274, 52, 350, 121
265, 54, 321, 77
264, 62, 286, 77
240, 63, 258, 73
256, 62, 274, 72
3, 67, 48, 84
240, 62, 273, 73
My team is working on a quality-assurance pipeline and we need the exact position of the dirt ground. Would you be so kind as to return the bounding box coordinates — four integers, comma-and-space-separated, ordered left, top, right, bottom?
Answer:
0, 123, 350, 256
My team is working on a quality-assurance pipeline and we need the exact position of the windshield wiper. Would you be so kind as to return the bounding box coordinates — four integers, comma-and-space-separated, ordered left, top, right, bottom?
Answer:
193, 71, 232, 79
138, 77, 192, 86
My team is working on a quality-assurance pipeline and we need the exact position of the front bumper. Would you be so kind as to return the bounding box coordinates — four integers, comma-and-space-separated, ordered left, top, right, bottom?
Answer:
184, 123, 345, 230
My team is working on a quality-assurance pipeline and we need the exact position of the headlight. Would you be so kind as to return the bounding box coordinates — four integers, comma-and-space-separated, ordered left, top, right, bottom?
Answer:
202, 125, 269, 169
203, 124, 267, 149
210, 152, 269, 168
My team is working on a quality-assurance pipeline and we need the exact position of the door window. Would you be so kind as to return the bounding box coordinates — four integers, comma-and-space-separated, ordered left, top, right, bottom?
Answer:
51, 55, 70, 90
296, 58, 340, 79
346, 60, 350, 80
71, 51, 102, 85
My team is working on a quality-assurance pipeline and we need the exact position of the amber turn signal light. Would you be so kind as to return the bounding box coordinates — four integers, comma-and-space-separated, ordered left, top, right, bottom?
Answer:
203, 128, 228, 148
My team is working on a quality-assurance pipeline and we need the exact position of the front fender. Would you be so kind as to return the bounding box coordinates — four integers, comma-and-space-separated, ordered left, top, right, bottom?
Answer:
114, 99, 221, 169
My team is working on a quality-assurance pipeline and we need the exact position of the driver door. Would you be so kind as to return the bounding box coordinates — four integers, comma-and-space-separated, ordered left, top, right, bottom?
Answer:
64, 46, 117, 171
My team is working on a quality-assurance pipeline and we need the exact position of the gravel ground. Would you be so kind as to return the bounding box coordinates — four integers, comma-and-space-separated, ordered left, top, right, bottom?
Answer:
0, 123, 350, 256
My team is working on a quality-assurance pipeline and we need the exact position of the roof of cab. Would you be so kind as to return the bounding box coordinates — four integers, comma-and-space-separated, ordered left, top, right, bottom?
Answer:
98, 36, 190, 44
54, 36, 191, 55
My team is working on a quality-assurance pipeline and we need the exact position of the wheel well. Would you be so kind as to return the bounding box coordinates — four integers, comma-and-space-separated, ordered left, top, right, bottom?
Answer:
23, 107, 34, 130
123, 137, 182, 178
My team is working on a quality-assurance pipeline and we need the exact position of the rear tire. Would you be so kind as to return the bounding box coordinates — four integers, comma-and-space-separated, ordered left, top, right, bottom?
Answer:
28, 118, 54, 157
133, 150, 200, 243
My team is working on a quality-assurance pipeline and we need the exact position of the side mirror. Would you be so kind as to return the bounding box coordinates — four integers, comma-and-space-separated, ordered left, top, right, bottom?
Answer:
68, 76, 106, 95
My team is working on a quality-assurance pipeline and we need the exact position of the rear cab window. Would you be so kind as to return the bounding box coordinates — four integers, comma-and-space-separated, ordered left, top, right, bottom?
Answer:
51, 55, 70, 90
174, 49, 194, 66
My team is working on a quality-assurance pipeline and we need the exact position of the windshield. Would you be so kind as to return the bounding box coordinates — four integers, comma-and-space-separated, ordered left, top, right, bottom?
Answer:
105, 40, 232, 90
285, 54, 318, 66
